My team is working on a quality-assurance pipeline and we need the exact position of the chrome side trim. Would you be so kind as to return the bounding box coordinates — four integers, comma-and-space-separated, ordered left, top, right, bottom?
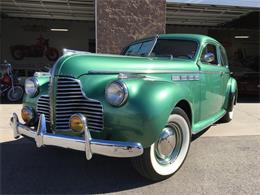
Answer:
10, 113, 143, 159
172, 74, 200, 81
88, 70, 201, 74
88, 70, 225, 75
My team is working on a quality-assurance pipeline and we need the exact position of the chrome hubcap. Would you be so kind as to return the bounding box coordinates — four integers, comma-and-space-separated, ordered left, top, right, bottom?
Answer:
155, 123, 182, 165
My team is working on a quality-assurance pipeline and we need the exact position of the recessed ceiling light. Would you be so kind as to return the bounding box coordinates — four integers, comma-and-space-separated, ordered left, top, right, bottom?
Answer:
50, 28, 69, 32
234, 36, 249, 39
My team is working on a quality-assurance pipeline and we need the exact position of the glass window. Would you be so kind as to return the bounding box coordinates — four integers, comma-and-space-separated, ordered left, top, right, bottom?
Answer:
152, 39, 198, 59
200, 44, 218, 65
123, 40, 154, 56
220, 46, 228, 66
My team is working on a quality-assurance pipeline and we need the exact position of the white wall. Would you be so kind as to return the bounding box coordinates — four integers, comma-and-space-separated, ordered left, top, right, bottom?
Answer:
1, 18, 95, 71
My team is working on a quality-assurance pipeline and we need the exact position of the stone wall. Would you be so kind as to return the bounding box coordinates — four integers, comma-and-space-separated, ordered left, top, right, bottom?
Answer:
96, 0, 166, 54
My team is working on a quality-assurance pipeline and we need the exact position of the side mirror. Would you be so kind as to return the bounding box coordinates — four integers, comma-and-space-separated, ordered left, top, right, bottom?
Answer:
203, 52, 215, 63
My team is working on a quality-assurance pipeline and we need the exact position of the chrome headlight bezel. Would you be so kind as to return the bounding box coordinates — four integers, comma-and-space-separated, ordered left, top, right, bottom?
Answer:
105, 80, 128, 107
25, 77, 39, 97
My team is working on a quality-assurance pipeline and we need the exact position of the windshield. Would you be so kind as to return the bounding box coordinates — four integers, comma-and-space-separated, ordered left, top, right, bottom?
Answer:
122, 39, 198, 60
123, 39, 155, 56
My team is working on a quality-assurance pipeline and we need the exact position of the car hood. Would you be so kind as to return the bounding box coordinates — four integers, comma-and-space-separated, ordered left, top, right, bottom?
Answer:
53, 53, 195, 78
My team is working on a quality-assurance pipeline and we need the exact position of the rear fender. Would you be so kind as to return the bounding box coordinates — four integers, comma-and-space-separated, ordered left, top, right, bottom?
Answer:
224, 77, 238, 111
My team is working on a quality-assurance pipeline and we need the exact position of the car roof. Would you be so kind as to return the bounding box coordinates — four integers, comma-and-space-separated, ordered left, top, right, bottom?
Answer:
158, 34, 220, 44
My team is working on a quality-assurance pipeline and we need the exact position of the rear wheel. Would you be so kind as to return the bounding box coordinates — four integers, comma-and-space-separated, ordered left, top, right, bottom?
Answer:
7, 86, 24, 102
221, 96, 235, 123
11, 48, 24, 60
131, 107, 191, 181
46, 48, 59, 61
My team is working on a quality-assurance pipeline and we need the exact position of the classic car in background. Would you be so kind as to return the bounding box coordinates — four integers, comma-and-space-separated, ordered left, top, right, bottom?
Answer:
230, 58, 260, 97
10, 34, 237, 181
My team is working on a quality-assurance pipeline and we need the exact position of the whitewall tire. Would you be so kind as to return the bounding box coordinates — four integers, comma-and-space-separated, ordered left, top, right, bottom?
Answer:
131, 107, 191, 181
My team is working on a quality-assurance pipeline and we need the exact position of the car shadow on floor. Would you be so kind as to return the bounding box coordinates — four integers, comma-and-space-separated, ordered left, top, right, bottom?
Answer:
1, 138, 153, 194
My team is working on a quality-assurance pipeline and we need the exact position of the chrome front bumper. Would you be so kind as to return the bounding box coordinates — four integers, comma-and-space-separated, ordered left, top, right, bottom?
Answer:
10, 113, 143, 160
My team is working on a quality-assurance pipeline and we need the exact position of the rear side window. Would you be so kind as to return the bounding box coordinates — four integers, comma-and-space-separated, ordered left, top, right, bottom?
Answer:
220, 46, 228, 66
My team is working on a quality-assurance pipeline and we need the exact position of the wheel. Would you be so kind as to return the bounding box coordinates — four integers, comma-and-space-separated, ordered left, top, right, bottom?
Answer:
221, 96, 235, 123
131, 107, 191, 181
11, 48, 24, 60
7, 86, 24, 102
46, 48, 59, 61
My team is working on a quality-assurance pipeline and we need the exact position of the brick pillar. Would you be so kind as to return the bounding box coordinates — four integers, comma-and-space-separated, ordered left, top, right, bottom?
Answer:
96, 0, 166, 54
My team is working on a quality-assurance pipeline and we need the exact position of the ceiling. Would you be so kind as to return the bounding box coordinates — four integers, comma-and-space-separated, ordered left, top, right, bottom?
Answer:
1, 0, 259, 27
166, 3, 259, 26
1, 0, 95, 21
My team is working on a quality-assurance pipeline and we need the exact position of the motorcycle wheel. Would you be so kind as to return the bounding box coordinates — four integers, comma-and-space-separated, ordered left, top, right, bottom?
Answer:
11, 48, 24, 60
46, 48, 59, 61
7, 86, 24, 102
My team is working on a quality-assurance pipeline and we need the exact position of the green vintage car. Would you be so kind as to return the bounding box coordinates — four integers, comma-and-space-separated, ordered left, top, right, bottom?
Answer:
10, 34, 237, 181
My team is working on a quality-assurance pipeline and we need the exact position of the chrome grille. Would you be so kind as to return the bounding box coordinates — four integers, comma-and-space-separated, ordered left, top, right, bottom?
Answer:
55, 77, 104, 132
36, 95, 50, 123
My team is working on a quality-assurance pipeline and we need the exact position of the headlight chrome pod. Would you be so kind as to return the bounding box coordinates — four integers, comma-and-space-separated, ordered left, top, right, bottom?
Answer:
25, 77, 39, 97
105, 80, 128, 106
21, 106, 35, 125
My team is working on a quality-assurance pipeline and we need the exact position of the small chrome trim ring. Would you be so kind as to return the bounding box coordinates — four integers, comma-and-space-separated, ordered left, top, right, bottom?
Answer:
105, 80, 128, 107
69, 113, 87, 134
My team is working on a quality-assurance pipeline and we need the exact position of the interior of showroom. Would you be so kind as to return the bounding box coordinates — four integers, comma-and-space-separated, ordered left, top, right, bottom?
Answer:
0, 0, 259, 97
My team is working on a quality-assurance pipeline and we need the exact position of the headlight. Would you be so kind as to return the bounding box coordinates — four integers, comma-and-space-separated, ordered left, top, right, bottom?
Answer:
21, 106, 35, 125
25, 77, 39, 97
105, 80, 128, 106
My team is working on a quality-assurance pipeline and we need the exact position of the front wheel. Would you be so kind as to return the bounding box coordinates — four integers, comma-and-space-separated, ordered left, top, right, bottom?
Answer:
46, 48, 59, 61
131, 107, 191, 181
7, 86, 24, 102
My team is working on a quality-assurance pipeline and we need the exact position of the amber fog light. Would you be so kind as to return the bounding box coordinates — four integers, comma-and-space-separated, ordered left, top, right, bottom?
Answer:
21, 106, 35, 124
69, 113, 86, 133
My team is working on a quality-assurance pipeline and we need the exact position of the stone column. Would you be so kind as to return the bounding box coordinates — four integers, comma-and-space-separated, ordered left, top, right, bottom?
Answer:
96, 0, 166, 54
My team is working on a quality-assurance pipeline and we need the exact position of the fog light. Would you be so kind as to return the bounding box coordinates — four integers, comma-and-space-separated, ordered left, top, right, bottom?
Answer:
69, 113, 86, 133
21, 106, 34, 124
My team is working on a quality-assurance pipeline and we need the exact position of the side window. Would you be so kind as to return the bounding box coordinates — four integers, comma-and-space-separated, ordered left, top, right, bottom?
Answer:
200, 44, 218, 65
220, 46, 228, 66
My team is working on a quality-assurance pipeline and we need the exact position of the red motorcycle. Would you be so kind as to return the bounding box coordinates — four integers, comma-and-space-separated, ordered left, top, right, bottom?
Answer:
0, 61, 24, 102
10, 36, 59, 61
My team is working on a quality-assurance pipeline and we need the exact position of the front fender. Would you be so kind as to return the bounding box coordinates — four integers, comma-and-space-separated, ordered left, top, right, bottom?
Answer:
101, 78, 193, 148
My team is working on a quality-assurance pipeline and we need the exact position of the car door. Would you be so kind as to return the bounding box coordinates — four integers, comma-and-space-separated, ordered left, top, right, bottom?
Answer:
218, 45, 230, 108
198, 42, 224, 121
